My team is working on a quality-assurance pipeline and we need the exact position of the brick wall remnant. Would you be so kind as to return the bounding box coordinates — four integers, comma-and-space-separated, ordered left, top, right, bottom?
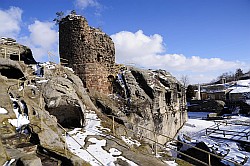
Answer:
59, 14, 115, 94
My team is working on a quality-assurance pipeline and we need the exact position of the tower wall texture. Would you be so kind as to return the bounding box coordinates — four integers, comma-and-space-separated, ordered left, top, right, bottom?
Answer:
59, 14, 115, 94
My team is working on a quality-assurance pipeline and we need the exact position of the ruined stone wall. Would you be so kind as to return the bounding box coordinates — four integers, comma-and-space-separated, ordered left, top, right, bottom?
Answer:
73, 63, 112, 93
59, 14, 115, 94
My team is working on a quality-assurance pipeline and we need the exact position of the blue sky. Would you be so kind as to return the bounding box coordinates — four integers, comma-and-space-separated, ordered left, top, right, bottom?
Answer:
0, 0, 249, 84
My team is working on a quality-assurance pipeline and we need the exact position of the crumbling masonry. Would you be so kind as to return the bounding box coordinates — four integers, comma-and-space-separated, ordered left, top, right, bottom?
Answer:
59, 14, 115, 94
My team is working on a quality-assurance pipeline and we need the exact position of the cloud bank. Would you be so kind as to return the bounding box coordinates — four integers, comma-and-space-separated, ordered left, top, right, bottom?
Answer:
111, 30, 244, 83
0, 6, 22, 38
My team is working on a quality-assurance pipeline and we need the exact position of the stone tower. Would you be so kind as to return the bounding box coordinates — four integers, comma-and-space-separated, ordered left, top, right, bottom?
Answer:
59, 14, 115, 94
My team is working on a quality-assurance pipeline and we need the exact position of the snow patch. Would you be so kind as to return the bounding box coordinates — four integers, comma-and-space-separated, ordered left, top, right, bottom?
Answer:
66, 111, 138, 166
0, 107, 8, 114
3, 159, 15, 166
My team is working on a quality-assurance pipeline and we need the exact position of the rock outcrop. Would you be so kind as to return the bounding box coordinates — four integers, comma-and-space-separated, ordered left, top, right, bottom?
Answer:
0, 59, 89, 165
0, 37, 36, 64
92, 66, 187, 144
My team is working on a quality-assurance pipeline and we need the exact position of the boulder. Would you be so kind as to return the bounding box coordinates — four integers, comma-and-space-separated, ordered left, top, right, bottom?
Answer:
16, 154, 42, 166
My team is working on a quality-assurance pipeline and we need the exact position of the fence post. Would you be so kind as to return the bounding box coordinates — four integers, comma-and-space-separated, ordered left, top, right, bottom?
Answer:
208, 153, 211, 166
65, 131, 67, 157
18, 48, 20, 61
154, 132, 157, 156
4, 47, 7, 58
22, 81, 25, 97
112, 116, 115, 135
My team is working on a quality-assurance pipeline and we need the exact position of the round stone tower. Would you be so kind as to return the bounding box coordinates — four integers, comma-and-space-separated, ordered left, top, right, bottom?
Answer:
59, 14, 115, 94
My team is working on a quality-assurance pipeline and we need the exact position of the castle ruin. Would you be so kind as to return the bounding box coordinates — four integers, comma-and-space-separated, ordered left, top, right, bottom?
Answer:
59, 14, 115, 94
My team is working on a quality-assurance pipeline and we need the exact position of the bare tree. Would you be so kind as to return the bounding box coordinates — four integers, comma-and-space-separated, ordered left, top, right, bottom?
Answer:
180, 75, 189, 87
53, 11, 65, 25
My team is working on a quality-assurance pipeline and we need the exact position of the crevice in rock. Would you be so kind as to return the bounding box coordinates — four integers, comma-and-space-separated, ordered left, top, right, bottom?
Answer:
159, 77, 170, 88
122, 74, 131, 99
37, 145, 73, 166
165, 92, 171, 106
131, 70, 154, 99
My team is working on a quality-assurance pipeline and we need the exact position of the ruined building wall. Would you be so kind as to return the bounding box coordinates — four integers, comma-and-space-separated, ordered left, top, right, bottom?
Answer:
59, 14, 115, 94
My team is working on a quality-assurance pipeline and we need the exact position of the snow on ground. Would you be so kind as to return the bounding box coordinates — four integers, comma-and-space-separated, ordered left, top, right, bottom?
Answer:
178, 112, 250, 165
0, 107, 8, 114
66, 110, 138, 166
179, 118, 214, 137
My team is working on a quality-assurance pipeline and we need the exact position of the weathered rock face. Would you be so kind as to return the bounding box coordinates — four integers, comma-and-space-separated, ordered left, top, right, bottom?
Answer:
92, 66, 188, 144
0, 60, 89, 165
59, 14, 115, 94
0, 37, 36, 64
42, 76, 85, 128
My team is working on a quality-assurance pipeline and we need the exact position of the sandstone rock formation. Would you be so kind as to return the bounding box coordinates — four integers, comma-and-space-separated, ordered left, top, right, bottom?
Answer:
59, 14, 115, 94
0, 37, 36, 64
92, 66, 187, 144
0, 59, 89, 165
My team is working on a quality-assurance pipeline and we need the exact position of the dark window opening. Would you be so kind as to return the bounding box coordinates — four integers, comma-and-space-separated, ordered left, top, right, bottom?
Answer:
97, 54, 103, 62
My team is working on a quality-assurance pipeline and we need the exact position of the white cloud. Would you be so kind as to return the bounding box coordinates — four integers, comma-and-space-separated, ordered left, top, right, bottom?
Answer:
111, 30, 245, 84
0, 6, 22, 38
74, 0, 100, 10
20, 21, 59, 62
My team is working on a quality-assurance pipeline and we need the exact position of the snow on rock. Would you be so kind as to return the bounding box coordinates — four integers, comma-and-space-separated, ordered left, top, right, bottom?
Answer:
36, 80, 48, 83
0, 107, 8, 114
164, 160, 178, 166
64, 67, 74, 72
121, 136, 141, 147
109, 148, 122, 156
8, 95, 29, 129
8, 108, 29, 128
66, 110, 138, 166
3, 159, 15, 166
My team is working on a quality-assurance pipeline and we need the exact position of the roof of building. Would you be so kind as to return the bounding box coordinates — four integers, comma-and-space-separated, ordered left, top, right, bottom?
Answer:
229, 87, 250, 94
